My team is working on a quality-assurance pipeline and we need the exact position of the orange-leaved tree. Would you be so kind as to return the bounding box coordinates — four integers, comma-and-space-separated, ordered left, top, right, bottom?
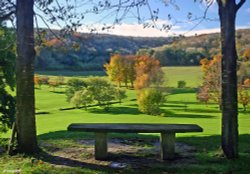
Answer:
105, 54, 136, 88
198, 55, 222, 109
134, 56, 164, 90
104, 54, 125, 87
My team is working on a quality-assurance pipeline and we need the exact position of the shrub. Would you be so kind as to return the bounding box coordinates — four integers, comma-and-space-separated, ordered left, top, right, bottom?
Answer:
137, 88, 166, 115
48, 79, 60, 90
40, 76, 50, 85
177, 80, 186, 88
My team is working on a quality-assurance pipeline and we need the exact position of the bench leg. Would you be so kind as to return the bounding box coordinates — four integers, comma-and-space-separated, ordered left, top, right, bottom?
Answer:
95, 132, 108, 160
160, 132, 175, 160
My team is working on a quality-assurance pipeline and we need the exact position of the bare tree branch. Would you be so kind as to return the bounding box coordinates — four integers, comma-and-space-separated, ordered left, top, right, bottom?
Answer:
236, 0, 246, 11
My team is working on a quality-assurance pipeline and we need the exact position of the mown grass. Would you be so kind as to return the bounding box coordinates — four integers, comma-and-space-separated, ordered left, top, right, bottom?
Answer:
1, 66, 250, 174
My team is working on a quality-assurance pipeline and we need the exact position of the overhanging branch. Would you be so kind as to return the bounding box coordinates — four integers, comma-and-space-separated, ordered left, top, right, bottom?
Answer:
0, 10, 15, 23
236, 0, 246, 11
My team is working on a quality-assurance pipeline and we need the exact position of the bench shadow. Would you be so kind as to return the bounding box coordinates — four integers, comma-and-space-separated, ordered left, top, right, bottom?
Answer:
37, 150, 114, 172
37, 130, 250, 171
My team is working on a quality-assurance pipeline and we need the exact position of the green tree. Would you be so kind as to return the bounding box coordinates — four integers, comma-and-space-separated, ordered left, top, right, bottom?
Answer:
70, 89, 93, 110
87, 77, 117, 111
114, 88, 127, 103
65, 78, 87, 102
0, 26, 15, 133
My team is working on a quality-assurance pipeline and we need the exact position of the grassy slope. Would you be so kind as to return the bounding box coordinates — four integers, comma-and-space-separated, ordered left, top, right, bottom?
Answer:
162, 66, 202, 87
1, 66, 250, 174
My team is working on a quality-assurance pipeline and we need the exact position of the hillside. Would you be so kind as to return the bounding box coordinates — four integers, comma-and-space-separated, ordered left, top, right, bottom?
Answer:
35, 29, 250, 71
35, 33, 173, 71
137, 29, 250, 66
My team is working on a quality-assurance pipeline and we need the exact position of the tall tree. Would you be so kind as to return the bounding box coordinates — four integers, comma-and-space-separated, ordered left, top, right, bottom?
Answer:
16, 0, 38, 153
217, 0, 246, 159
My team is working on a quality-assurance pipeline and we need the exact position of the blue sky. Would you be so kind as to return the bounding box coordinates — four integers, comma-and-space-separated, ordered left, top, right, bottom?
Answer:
35, 0, 250, 37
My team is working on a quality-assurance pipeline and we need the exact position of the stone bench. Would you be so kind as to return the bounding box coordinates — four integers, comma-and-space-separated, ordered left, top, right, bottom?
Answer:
67, 123, 203, 160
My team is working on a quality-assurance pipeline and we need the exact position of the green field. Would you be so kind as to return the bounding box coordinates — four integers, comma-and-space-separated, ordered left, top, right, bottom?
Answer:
1, 66, 250, 174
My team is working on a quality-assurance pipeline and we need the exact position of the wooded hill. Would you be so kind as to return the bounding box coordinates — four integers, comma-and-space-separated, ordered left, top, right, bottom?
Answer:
137, 29, 250, 66
35, 32, 173, 71
35, 29, 250, 71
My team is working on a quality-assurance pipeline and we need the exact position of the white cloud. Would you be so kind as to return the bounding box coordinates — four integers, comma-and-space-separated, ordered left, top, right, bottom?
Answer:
78, 20, 179, 37
78, 23, 218, 37
76, 21, 250, 37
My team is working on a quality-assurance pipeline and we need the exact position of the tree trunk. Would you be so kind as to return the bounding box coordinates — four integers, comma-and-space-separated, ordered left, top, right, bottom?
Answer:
16, 0, 38, 153
218, 0, 238, 159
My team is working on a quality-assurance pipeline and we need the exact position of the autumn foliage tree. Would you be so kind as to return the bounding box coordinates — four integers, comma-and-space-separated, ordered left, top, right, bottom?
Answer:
196, 87, 210, 105
238, 85, 250, 112
134, 56, 164, 90
34, 76, 42, 88
197, 55, 222, 109
104, 54, 136, 88
238, 48, 250, 84
104, 54, 125, 87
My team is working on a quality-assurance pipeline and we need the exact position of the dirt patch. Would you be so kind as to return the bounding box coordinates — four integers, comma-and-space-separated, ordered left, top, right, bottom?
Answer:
40, 138, 198, 170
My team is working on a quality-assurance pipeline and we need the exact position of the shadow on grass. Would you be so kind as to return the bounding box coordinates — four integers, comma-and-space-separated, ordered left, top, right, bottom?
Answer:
167, 101, 200, 105
163, 104, 187, 108
37, 131, 250, 173
187, 108, 220, 114
36, 150, 115, 172
178, 134, 250, 153
36, 111, 51, 115
49, 91, 65, 94
163, 110, 215, 119
38, 130, 250, 154
88, 106, 141, 115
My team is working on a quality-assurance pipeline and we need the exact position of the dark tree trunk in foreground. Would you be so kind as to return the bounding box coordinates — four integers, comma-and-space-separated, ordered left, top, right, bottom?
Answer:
217, 0, 245, 159
16, 0, 38, 153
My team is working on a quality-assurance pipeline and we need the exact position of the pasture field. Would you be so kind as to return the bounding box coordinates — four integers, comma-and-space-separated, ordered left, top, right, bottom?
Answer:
1, 66, 250, 174
35, 66, 203, 88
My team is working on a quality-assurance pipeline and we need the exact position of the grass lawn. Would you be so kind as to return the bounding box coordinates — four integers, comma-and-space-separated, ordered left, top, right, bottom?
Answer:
1, 66, 250, 174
